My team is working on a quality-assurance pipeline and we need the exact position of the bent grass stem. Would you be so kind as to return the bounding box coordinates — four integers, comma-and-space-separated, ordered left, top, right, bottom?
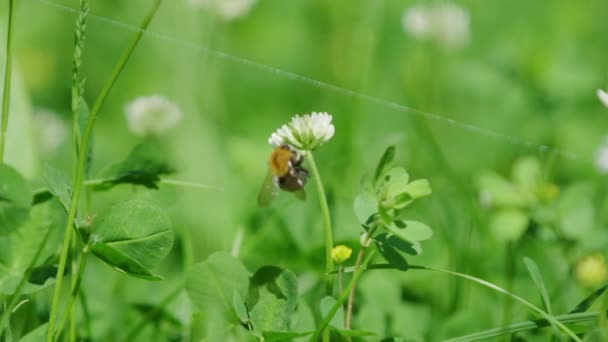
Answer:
45, 1, 163, 341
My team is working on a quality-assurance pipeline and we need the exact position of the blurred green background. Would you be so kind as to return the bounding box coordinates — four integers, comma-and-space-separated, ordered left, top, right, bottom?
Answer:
3, 0, 608, 340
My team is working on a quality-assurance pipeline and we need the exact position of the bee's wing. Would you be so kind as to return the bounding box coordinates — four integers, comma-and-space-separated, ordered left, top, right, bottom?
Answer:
257, 172, 278, 208
292, 189, 306, 201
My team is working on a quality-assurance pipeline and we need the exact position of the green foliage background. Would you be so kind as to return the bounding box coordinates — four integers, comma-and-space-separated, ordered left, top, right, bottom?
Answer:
2, 0, 608, 340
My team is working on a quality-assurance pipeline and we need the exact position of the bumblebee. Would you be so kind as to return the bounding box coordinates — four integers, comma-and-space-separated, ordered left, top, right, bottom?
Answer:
258, 145, 308, 207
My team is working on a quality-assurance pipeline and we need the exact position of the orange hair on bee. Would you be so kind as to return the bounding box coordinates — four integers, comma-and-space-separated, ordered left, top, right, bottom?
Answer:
268, 146, 292, 177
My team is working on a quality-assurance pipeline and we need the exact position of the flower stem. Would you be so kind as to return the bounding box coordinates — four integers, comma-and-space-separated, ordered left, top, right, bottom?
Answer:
309, 250, 377, 342
345, 225, 378, 330
345, 249, 364, 330
54, 247, 89, 341
306, 152, 334, 293
45, 2, 163, 341
306, 152, 334, 342
0, 0, 15, 162
0, 228, 52, 335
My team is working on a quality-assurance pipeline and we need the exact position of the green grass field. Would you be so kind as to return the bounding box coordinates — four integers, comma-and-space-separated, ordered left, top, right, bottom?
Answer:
1, 0, 608, 341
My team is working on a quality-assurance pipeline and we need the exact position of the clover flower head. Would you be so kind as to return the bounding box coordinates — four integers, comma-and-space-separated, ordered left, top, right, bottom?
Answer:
268, 112, 335, 151
331, 245, 352, 264
187, 0, 257, 21
575, 254, 608, 288
597, 89, 608, 108
124, 95, 182, 137
34, 109, 67, 154
402, 2, 470, 50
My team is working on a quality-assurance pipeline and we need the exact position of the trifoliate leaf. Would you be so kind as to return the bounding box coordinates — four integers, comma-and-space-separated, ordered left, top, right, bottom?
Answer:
95, 141, 174, 190
89, 200, 174, 280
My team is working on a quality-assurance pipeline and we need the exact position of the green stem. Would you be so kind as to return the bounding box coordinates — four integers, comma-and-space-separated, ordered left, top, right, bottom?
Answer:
0, 228, 52, 335
309, 250, 376, 342
54, 247, 89, 341
442, 311, 604, 342
306, 153, 334, 342
306, 152, 334, 293
340, 264, 582, 342
121, 282, 184, 342
0, 0, 15, 162
45, 2, 163, 341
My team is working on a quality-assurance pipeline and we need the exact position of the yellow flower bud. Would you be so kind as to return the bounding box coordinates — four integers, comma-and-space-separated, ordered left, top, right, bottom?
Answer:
331, 245, 353, 264
575, 254, 608, 288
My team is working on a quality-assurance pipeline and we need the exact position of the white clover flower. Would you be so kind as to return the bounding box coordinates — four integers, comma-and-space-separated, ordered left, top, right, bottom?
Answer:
268, 112, 335, 151
187, 0, 256, 21
124, 95, 182, 137
34, 109, 67, 154
597, 89, 608, 108
402, 2, 470, 50
595, 137, 608, 174
402, 5, 432, 39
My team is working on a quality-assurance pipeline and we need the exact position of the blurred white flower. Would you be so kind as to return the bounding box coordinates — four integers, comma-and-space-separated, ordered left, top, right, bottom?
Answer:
124, 95, 182, 137
597, 89, 608, 108
34, 109, 67, 154
402, 6, 432, 39
187, 0, 257, 21
402, 2, 470, 49
595, 137, 608, 174
268, 112, 334, 151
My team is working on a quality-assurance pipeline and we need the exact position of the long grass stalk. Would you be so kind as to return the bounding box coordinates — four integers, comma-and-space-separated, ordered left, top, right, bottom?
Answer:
0, 0, 16, 162
45, 1, 163, 341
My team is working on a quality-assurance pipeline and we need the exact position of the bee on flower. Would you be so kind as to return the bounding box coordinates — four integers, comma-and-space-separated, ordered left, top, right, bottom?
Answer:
258, 112, 335, 207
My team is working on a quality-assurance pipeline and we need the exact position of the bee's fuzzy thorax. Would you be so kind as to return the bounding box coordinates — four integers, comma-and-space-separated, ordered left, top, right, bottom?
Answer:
268, 146, 292, 177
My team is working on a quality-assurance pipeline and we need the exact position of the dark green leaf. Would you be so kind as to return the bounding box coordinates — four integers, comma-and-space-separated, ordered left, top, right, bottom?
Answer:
375, 234, 408, 271
95, 141, 174, 190
186, 252, 250, 318
249, 266, 298, 332
373, 145, 396, 186
0, 164, 32, 235
89, 200, 174, 279
569, 283, 608, 314
90, 243, 162, 280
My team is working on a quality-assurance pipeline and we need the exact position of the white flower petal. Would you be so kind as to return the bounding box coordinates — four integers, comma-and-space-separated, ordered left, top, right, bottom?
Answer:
267, 112, 335, 151
597, 89, 608, 108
